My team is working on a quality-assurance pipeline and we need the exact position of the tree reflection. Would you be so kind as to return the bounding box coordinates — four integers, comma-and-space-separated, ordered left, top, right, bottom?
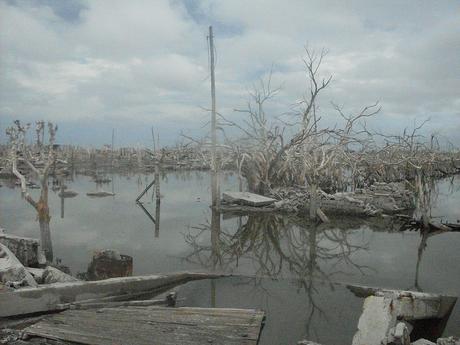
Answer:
184, 210, 370, 336
411, 226, 451, 293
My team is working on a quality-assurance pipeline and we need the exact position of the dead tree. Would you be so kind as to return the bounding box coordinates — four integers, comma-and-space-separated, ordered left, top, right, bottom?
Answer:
300, 47, 332, 128
366, 121, 442, 227
220, 71, 296, 194
6, 120, 58, 262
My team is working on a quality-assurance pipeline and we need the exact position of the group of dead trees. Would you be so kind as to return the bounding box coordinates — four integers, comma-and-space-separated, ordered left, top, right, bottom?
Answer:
214, 47, 459, 220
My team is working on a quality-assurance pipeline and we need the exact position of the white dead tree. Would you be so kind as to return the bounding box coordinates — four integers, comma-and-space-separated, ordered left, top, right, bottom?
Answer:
6, 120, 58, 262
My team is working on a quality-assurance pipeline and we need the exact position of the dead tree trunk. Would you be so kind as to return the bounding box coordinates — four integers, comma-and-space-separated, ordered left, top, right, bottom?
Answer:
415, 169, 430, 230
37, 177, 53, 262
309, 182, 318, 220
7, 121, 57, 263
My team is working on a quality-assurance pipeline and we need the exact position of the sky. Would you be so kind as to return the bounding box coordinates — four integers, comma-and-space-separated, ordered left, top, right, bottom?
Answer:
0, 0, 459, 147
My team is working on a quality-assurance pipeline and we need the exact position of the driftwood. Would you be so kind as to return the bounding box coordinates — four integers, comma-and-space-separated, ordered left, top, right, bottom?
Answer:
0, 271, 227, 317
86, 191, 115, 197
58, 190, 78, 198
348, 284, 457, 345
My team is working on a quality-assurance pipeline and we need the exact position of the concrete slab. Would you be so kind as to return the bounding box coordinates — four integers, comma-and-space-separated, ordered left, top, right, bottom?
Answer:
222, 192, 276, 207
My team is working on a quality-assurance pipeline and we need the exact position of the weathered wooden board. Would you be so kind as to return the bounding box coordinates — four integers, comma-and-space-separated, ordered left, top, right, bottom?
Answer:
222, 192, 276, 207
0, 272, 225, 317
24, 306, 265, 345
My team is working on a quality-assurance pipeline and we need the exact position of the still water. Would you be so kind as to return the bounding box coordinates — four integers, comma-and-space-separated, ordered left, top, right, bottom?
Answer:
1, 172, 459, 345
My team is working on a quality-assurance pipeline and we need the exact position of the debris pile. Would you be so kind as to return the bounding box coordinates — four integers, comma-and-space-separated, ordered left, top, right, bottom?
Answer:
86, 249, 133, 281
266, 182, 413, 217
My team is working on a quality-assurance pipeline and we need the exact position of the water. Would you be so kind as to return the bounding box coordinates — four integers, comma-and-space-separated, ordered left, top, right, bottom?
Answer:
1, 172, 459, 344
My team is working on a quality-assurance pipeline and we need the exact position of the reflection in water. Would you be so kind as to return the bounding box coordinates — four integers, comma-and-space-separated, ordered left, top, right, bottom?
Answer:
409, 175, 455, 292
412, 226, 452, 293
2, 171, 459, 344
414, 229, 428, 292
136, 199, 160, 238
155, 196, 160, 238
60, 193, 64, 218
185, 210, 370, 336
135, 175, 161, 238
186, 212, 370, 280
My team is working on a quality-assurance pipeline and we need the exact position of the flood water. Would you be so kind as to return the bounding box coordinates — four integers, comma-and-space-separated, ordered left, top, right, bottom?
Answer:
1, 172, 459, 345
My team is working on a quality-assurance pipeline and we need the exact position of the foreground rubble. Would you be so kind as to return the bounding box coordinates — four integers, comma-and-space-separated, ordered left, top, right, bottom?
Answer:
296, 285, 458, 345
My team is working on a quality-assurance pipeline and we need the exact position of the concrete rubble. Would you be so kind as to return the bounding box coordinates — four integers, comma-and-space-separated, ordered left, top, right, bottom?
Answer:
0, 243, 37, 289
349, 285, 457, 345
0, 233, 45, 268
265, 182, 414, 217
86, 249, 133, 280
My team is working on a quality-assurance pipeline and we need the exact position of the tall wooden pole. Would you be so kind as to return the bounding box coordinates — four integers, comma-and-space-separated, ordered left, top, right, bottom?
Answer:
210, 26, 216, 160
209, 25, 219, 210
154, 132, 160, 238
111, 128, 115, 168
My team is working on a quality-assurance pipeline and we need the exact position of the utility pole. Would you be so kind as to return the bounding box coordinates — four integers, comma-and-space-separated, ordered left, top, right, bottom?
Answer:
111, 128, 115, 168
209, 25, 219, 210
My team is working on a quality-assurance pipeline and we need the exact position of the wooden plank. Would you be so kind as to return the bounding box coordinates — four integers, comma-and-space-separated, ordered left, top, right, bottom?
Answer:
222, 192, 276, 207
0, 272, 226, 317
24, 306, 265, 345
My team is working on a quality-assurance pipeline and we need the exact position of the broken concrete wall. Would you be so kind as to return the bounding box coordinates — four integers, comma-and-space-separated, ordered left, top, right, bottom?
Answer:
350, 285, 457, 345
0, 233, 45, 267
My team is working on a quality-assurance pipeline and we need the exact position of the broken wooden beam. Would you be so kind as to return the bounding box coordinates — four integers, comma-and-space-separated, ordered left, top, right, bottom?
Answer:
135, 178, 155, 202
0, 271, 227, 317
60, 291, 178, 310
316, 208, 330, 223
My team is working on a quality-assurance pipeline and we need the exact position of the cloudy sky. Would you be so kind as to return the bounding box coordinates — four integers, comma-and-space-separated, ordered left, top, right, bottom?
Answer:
0, 0, 459, 147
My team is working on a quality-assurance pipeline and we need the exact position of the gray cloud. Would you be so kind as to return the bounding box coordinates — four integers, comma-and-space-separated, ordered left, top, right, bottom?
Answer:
0, 0, 459, 146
